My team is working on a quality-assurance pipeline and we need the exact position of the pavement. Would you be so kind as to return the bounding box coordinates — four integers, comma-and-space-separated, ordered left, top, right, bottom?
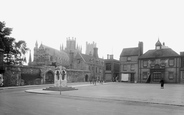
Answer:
6, 82, 184, 107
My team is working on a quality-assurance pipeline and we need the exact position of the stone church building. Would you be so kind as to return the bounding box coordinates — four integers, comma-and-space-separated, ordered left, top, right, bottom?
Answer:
28, 38, 104, 83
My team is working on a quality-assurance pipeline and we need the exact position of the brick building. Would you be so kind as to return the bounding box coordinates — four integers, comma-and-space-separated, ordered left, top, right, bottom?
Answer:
120, 42, 143, 83
138, 40, 180, 83
104, 54, 120, 82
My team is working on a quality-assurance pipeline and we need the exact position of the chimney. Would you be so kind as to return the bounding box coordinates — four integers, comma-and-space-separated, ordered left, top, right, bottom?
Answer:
110, 55, 113, 59
180, 52, 184, 56
107, 54, 110, 59
138, 41, 143, 56
93, 47, 99, 58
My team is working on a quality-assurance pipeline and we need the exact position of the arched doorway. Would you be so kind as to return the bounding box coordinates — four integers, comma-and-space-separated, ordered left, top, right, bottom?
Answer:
85, 74, 88, 82
45, 71, 54, 84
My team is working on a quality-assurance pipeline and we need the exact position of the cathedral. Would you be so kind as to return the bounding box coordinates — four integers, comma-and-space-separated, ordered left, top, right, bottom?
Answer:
29, 37, 104, 82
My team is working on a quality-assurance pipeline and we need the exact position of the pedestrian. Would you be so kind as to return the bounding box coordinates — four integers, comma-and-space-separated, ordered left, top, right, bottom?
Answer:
160, 79, 164, 89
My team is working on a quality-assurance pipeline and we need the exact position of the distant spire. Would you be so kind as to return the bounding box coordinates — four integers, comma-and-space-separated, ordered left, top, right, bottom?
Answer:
35, 41, 38, 48
60, 44, 62, 51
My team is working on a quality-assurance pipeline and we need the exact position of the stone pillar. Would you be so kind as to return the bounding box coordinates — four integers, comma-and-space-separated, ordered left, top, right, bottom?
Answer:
54, 66, 67, 87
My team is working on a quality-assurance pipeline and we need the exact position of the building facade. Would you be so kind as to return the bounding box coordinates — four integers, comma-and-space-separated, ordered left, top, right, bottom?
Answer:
31, 42, 70, 67
73, 47, 104, 82
138, 40, 180, 83
104, 54, 120, 82
120, 42, 143, 83
180, 52, 184, 83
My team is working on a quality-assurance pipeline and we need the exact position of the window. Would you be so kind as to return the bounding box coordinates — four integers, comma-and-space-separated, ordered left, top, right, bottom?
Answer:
131, 64, 135, 71
168, 72, 174, 80
143, 72, 148, 80
77, 59, 80, 64
106, 63, 111, 71
169, 59, 174, 66
127, 57, 131, 61
143, 61, 148, 67
123, 64, 127, 71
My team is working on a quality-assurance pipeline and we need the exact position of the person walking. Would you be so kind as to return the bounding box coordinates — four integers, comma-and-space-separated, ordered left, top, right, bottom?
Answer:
160, 78, 165, 89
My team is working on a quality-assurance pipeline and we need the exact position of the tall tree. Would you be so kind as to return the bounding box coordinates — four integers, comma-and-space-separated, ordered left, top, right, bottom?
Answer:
0, 21, 29, 65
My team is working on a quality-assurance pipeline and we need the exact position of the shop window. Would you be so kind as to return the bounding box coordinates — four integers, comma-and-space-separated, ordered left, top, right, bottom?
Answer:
168, 72, 174, 80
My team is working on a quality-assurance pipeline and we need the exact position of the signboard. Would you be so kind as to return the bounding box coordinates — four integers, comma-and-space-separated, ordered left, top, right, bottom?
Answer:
121, 74, 129, 81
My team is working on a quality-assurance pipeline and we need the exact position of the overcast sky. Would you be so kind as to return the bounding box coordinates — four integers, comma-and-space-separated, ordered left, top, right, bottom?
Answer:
1, 0, 184, 60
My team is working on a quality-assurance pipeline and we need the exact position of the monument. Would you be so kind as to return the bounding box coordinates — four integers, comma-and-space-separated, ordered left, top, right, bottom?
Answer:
43, 66, 77, 92
54, 66, 67, 87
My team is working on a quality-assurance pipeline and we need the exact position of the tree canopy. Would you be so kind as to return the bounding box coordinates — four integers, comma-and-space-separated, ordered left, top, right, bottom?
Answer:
0, 21, 29, 65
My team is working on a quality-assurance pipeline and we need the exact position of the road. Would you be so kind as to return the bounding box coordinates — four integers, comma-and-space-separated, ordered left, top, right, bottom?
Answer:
0, 83, 184, 115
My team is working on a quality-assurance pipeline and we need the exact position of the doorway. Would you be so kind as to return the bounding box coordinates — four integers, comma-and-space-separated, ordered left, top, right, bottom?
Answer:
45, 71, 54, 84
130, 73, 135, 83
152, 72, 161, 82
85, 74, 88, 82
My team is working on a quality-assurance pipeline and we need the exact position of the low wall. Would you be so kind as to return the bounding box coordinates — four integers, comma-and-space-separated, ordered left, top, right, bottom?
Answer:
2, 65, 90, 86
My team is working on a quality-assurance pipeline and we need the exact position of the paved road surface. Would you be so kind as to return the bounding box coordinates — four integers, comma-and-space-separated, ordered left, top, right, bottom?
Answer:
0, 83, 184, 115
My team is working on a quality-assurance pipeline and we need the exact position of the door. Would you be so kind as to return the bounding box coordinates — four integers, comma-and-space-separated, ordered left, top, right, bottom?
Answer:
153, 72, 161, 82
85, 74, 88, 82
130, 73, 134, 83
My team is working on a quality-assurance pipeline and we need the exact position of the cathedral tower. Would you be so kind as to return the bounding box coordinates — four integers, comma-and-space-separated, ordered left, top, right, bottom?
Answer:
86, 42, 96, 55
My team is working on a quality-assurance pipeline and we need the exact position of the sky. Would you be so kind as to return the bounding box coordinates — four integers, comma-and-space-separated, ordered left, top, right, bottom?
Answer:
1, 0, 184, 60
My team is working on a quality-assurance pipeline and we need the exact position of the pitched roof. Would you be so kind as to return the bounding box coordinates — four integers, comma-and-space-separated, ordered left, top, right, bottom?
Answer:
139, 48, 179, 59
76, 52, 103, 64
39, 44, 70, 62
120, 47, 139, 56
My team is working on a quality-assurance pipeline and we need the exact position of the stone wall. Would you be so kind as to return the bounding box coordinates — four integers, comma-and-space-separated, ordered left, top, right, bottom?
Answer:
2, 65, 90, 86
66, 69, 90, 82
3, 66, 21, 86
